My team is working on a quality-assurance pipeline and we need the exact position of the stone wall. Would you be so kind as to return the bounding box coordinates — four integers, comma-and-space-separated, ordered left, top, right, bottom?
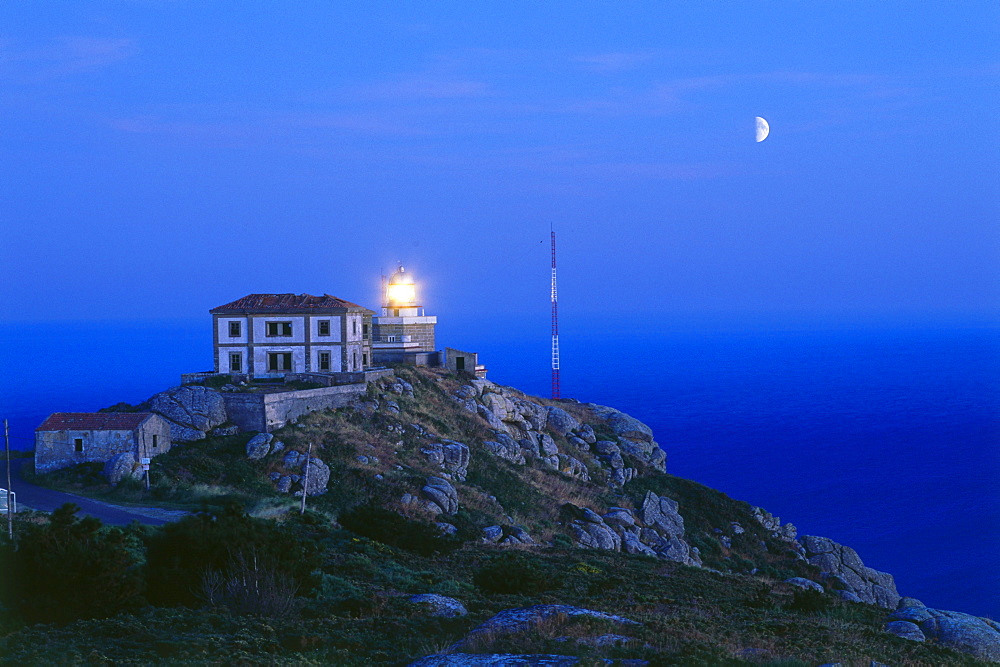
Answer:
34, 416, 173, 474
221, 383, 368, 433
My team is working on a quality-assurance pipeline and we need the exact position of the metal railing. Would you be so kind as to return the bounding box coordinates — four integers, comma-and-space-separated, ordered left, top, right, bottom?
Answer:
0, 489, 15, 514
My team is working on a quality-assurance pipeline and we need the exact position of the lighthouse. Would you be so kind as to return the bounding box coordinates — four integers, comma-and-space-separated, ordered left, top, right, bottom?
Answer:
371, 266, 439, 365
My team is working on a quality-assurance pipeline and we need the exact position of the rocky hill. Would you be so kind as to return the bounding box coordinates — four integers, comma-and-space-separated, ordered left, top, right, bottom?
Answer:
5, 366, 998, 665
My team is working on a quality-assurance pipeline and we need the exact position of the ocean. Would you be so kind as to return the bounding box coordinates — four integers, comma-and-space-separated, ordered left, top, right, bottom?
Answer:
2, 317, 998, 618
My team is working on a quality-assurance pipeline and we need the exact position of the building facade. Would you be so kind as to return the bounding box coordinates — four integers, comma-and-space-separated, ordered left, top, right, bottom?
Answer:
372, 266, 439, 365
35, 412, 172, 474
210, 294, 373, 378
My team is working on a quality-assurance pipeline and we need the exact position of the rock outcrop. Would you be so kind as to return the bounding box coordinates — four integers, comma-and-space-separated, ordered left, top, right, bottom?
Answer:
888, 600, 1000, 661
422, 477, 459, 515
408, 594, 468, 618
150, 386, 228, 441
446, 604, 640, 653
103, 452, 143, 484
799, 535, 900, 609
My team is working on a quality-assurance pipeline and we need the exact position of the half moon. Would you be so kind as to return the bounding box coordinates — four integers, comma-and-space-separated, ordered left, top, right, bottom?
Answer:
755, 116, 770, 142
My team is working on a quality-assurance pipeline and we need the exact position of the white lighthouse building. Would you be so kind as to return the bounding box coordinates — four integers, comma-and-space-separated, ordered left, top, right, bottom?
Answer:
371, 266, 439, 365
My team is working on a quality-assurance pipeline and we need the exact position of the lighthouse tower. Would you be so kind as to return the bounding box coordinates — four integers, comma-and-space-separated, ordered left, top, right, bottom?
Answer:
371, 266, 438, 365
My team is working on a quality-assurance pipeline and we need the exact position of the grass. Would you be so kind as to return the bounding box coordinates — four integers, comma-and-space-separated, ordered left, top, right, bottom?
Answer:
6, 367, 985, 664
0, 516, 981, 665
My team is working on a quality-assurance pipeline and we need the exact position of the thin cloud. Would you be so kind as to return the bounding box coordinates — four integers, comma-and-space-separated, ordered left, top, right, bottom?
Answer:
574, 51, 656, 73
0, 36, 136, 81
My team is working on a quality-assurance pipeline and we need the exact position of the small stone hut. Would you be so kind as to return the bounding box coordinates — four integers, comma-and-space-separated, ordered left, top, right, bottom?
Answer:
35, 412, 172, 474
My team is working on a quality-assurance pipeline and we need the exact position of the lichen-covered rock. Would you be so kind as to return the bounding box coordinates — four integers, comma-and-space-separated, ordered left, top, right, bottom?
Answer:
477, 404, 508, 433
889, 605, 1000, 661
640, 491, 685, 537
606, 412, 653, 442
557, 454, 589, 481
409, 594, 468, 618
482, 525, 503, 543
447, 604, 639, 653
276, 476, 293, 493
245, 433, 273, 460
545, 406, 580, 436
441, 440, 471, 480
410, 653, 589, 666
513, 398, 549, 431
800, 535, 900, 609
422, 476, 459, 515
103, 452, 142, 484
784, 577, 824, 593
210, 424, 240, 437
150, 386, 227, 441
483, 436, 525, 465
570, 512, 621, 551
886, 620, 926, 642
300, 457, 330, 495
283, 450, 304, 468
501, 527, 535, 546
576, 424, 597, 444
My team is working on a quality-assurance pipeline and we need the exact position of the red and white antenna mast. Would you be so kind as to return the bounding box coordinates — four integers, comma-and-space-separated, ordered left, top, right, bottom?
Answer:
550, 226, 561, 399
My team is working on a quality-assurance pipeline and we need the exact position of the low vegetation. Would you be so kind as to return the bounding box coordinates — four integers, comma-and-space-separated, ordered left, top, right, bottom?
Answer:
3, 367, 983, 664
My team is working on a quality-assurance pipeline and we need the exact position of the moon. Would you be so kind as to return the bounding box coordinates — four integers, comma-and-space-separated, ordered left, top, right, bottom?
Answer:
755, 116, 770, 142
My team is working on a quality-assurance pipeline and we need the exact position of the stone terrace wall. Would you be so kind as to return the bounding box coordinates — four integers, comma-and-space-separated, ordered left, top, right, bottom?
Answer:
222, 383, 368, 433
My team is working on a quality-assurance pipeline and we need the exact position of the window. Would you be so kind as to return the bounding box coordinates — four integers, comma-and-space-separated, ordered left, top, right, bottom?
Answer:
386, 335, 396, 343
152, 434, 159, 449
229, 352, 242, 372
362, 323, 369, 336
267, 352, 293, 371
74, 438, 84, 452
228, 321, 241, 337
352, 319, 358, 336
266, 321, 293, 337
318, 351, 331, 371
317, 320, 331, 336
393, 309, 399, 317
362, 353, 368, 366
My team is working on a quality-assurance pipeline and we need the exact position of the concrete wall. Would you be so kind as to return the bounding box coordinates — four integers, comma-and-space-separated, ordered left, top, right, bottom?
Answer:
34, 416, 173, 474
444, 347, 479, 372
221, 383, 369, 433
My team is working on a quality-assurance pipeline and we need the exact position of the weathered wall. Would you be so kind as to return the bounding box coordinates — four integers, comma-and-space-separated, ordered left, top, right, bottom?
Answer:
221, 383, 369, 433
34, 416, 172, 474
262, 384, 366, 431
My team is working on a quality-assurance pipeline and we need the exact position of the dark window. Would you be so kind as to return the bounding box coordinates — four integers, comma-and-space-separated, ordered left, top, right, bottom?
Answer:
362, 353, 368, 366
228, 321, 241, 337
456, 356, 465, 371
229, 352, 242, 372
268, 352, 293, 371
352, 320, 358, 335
317, 320, 331, 336
74, 438, 84, 452
152, 434, 159, 449
393, 309, 399, 317
266, 322, 293, 337
319, 351, 331, 371
362, 323, 369, 335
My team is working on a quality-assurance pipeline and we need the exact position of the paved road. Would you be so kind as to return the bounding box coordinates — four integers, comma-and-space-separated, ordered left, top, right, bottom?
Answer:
6, 459, 188, 526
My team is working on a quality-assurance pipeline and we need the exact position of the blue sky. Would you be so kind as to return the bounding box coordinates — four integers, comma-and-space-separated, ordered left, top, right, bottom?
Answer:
2, 2, 997, 325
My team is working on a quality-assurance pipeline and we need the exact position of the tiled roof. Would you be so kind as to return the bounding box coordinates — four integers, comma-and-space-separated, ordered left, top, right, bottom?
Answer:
210, 293, 371, 314
36, 412, 153, 432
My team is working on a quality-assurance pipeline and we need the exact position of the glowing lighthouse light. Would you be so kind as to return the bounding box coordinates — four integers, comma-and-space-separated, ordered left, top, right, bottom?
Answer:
385, 266, 417, 306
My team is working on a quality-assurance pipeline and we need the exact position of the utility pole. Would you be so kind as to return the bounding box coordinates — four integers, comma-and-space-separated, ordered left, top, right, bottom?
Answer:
141, 431, 150, 491
5, 419, 13, 541
300, 443, 312, 515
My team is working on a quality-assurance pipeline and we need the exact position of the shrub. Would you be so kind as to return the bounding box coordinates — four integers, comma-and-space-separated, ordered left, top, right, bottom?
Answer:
787, 587, 833, 613
337, 505, 459, 556
473, 552, 561, 595
8, 504, 144, 624
144, 503, 321, 608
